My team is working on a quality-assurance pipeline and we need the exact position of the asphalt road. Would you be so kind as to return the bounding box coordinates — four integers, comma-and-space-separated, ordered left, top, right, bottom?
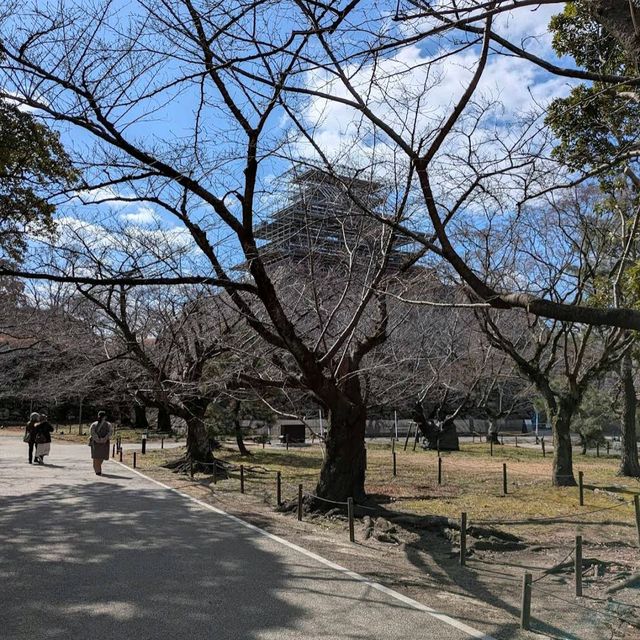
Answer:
0, 436, 493, 640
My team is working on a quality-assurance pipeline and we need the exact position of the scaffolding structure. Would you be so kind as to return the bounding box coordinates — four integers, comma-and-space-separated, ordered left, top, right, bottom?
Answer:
253, 168, 418, 268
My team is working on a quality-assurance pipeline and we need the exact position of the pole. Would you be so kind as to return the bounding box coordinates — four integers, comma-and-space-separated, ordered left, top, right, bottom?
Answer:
596, 442, 600, 458
520, 573, 532, 630
490, 439, 493, 457
575, 535, 583, 597
276, 472, 282, 506
347, 497, 354, 543
112, 443, 115, 458
503, 463, 508, 496
403, 421, 412, 451
78, 396, 83, 436
319, 409, 324, 439
297, 484, 303, 521
460, 512, 467, 566
240, 465, 245, 493
286, 434, 289, 451
634, 495, 640, 547
515, 435, 518, 448
161, 437, 164, 450
141, 433, 147, 455
541, 438, 546, 458
119, 449, 123, 462
133, 451, 137, 469
438, 456, 442, 485
579, 471, 584, 506
394, 410, 398, 440
392, 451, 397, 477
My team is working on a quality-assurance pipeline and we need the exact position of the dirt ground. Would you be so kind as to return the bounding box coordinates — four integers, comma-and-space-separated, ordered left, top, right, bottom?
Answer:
117, 440, 640, 640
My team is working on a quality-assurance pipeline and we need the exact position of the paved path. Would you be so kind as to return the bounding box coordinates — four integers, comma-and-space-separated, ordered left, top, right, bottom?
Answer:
0, 436, 492, 640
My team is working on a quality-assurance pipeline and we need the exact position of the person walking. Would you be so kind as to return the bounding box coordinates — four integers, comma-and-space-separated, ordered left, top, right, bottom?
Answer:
33, 415, 54, 464
90, 411, 112, 475
24, 412, 40, 464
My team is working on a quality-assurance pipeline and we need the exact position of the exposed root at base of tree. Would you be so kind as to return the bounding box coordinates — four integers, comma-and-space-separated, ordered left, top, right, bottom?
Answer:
162, 456, 229, 479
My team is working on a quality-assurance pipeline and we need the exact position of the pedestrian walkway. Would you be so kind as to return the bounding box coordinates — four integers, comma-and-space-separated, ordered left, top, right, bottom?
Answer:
0, 436, 493, 640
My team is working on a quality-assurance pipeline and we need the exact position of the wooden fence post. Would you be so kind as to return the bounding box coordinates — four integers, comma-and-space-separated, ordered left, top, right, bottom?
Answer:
460, 512, 467, 566
297, 484, 303, 521
575, 535, 583, 597
520, 572, 532, 630
490, 439, 493, 457
276, 471, 282, 506
347, 497, 354, 543
112, 443, 115, 457
596, 443, 600, 458
515, 436, 518, 448
606, 441, 610, 456
503, 463, 508, 496
161, 437, 164, 450
438, 456, 442, 485
392, 451, 397, 477
119, 449, 123, 462
133, 451, 137, 469
541, 438, 546, 457
579, 471, 584, 506
240, 465, 245, 494
634, 494, 640, 547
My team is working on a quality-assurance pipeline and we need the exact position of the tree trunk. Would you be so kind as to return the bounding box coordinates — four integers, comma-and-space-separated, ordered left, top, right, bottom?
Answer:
315, 398, 367, 504
185, 411, 213, 466
157, 405, 171, 432
619, 352, 640, 477
232, 400, 251, 456
550, 400, 577, 486
133, 403, 149, 430
487, 419, 500, 444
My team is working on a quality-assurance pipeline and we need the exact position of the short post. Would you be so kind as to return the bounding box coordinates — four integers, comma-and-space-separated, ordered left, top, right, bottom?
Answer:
161, 437, 164, 450
490, 439, 493, 457
133, 451, 137, 469
500, 435, 504, 446
119, 449, 123, 462
606, 441, 610, 456
575, 535, 583, 597
297, 484, 303, 521
392, 437, 396, 453
436, 438, 440, 456
392, 451, 397, 477
438, 456, 442, 485
141, 433, 147, 455
579, 471, 584, 506
541, 438, 546, 457
112, 443, 115, 457
276, 471, 282, 506
347, 497, 355, 543
472, 434, 475, 443
515, 435, 518, 448
286, 434, 289, 451
262, 439, 265, 449
190, 460, 194, 479
596, 442, 600, 458
633, 494, 640, 547
520, 572, 532, 630
460, 512, 467, 565
503, 463, 508, 496
240, 465, 245, 494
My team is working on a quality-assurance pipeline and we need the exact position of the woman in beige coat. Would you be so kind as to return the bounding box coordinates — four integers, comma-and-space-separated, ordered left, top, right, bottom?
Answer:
90, 411, 113, 475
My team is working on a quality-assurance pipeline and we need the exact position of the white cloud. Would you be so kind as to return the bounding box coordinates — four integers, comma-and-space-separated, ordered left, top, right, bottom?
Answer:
120, 206, 160, 225
73, 186, 131, 208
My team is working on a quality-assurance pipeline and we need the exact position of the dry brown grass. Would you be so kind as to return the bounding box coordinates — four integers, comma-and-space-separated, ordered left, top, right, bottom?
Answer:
132, 439, 640, 547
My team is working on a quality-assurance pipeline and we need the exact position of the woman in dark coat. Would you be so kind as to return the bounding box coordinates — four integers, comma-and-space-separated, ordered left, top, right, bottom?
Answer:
24, 412, 40, 464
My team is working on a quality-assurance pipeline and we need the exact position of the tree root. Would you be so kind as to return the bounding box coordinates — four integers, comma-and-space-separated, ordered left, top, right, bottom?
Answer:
162, 455, 229, 479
